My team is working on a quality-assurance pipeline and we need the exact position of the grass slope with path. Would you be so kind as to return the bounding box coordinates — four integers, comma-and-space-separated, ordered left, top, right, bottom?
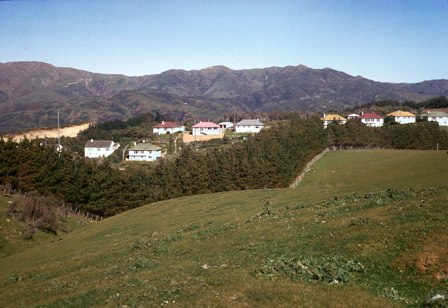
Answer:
0, 150, 447, 307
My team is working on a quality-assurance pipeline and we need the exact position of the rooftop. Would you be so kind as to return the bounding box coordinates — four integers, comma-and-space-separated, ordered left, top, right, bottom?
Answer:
387, 110, 415, 117
192, 121, 220, 128
129, 143, 161, 151
420, 111, 448, 117
84, 140, 114, 148
236, 119, 264, 126
360, 112, 383, 119
153, 121, 183, 128
321, 114, 347, 121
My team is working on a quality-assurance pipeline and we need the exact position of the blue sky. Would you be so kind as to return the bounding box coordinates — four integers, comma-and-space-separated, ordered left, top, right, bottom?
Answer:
1, 0, 447, 82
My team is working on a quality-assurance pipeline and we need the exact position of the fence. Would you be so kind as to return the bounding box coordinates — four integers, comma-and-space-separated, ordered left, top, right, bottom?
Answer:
1, 186, 103, 221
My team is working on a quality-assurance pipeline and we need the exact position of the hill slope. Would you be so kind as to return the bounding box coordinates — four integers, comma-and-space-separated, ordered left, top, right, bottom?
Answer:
1, 61, 447, 133
0, 150, 447, 306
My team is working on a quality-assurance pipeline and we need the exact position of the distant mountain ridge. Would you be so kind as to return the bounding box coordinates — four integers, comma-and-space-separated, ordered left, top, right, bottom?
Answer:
0, 61, 447, 133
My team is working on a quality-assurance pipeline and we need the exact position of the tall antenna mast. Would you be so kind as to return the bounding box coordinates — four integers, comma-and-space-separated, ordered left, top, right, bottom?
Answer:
57, 107, 61, 151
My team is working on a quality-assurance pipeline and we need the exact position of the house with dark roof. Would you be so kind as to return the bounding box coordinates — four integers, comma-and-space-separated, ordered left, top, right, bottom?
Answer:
128, 143, 162, 161
153, 121, 185, 135
84, 140, 120, 158
419, 110, 448, 126
235, 119, 265, 133
192, 121, 222, 136
360, 112, 384, 127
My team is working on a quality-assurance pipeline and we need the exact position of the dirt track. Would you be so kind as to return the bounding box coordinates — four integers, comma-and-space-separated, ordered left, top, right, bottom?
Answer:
4, 123, 91, 142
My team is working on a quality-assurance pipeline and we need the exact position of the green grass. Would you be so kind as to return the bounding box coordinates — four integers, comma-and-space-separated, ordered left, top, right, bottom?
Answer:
0, 195, 92, 258
0, 150, 447, 307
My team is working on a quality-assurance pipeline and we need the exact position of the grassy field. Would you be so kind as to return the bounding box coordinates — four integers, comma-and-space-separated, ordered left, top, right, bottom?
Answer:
0, 150, 447, 307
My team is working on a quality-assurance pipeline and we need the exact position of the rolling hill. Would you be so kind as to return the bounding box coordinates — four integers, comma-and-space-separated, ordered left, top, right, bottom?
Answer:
1, 61, 448, 133
0, 150, 447, 306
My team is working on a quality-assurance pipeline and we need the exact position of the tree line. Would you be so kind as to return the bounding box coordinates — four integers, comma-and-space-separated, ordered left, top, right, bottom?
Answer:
1, 116, 447, 217
326, 119, 448, 149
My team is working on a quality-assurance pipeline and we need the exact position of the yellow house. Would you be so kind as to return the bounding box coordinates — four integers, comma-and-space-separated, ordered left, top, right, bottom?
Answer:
387, 110, 416, 124
321, 114, 347, 128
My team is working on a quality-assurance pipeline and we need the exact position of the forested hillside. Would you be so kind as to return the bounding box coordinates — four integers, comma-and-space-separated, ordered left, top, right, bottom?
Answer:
1, 116, 447, 216
1, 61, 448, 133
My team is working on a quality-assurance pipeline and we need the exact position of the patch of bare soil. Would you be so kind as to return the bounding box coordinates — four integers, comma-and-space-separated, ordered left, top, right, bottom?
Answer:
5, 123, 91, 142
397, 232, 448, 280
182, 132, 224, 144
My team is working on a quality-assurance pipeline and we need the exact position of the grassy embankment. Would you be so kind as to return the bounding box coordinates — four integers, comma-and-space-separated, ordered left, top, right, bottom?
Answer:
0, 150, 447, 307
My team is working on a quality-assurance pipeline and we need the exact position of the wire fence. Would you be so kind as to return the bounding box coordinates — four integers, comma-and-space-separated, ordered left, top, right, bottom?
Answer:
1, 186, 103, 221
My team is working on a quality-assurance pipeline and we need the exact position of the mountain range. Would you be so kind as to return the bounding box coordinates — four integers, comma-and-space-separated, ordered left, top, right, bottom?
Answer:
0, 61, 447, 133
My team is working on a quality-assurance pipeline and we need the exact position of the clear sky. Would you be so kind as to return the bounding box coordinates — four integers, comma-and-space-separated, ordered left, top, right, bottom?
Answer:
1, 0, 447, 83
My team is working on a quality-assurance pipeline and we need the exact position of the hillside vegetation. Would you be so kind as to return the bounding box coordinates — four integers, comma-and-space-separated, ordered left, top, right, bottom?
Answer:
0, 150, 447, 307
1, 61, 448, 133
2, 117, 448, 218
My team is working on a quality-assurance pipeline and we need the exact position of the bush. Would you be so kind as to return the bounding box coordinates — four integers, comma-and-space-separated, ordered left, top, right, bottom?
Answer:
7, 193, 60, 237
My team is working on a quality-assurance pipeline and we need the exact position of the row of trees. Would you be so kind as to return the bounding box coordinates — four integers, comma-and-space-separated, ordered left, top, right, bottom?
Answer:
2, 116, 447, 216
0, 117, 327, 216
327, 119, 448, 149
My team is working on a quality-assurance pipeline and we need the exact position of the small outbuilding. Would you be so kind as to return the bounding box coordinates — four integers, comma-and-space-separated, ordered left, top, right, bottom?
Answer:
219, 121, 234, 129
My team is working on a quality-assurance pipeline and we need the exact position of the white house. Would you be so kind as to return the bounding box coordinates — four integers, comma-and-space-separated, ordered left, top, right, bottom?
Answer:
153, 121, 185, 135
219, 121, 234, 129
235, 119, 265, 133
321, 114, 347, 129
192, 121, 222, 136
360, 112, 384, 127
420, 111, 448, 126
128, 143, 162, 161
84, 140, 120, 158
347, 113, 360, 120
387, 110, 416, 124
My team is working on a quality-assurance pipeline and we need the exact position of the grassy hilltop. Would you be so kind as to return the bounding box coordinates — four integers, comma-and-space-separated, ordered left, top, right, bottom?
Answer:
0, 150, 447, 307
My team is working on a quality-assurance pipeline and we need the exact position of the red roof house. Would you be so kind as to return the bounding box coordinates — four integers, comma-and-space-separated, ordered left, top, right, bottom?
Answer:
192, 121, 222, 135
360, 112, 384, 127
153, 121, 185, 134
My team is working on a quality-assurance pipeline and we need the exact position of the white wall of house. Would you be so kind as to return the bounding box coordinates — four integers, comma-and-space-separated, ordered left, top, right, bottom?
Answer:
322, 119, 347, 129
235, 124, 263, 133
153, 126, 185, 135
128, 150, 161, 161
192, 127, 222, 135
394, 116, 416, 124
427, 116, 448, 126
84, 143, 119, 158
361, 118, 384, 127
